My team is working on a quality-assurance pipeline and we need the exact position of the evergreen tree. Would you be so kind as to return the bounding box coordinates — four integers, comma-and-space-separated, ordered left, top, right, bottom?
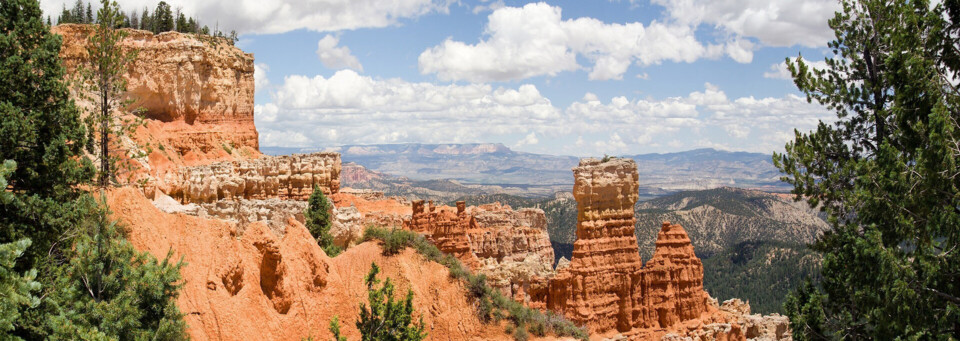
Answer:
0, 238, 39, 340
71, 0, 82, 24
152, 1, 172, 33
306, 185, 341, 257
175, 12, 186, 33
77, 0, 140, 187
139, 7, 149, 30
776, 0, 960, 338
128, 10, 137, 30
356, 263, 426, 341
45, 194, 186, 339
0, 0, 95, 268
0, 161, 40, 340
58, 4, 70, 23
84, 2, 91, 24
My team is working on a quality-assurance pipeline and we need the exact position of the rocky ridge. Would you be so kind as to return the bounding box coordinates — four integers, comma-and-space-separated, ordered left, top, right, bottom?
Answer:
166, 152, 341, 203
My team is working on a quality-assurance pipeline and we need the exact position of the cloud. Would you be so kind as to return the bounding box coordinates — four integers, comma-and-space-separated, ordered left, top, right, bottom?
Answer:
316, 35, 364, 71
42, 0, 452, 35
651, 0, 839, 47
764, 57, 830, 80
254, 63, 270, 93
515, 132, 539, 147
257, 71, 834, 155
418, 2, 751, 82
257, 69, 561, 147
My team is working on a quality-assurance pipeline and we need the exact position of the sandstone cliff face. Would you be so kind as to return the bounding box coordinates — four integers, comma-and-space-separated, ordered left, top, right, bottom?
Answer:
404, 200, 481, 269
53, 24, 259, 178
108, 188, 508, 340
167, 152, 341, 203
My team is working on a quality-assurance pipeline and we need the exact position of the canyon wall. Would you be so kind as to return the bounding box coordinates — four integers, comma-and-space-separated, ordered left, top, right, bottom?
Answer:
402, 201, 555, 298
166, 152, 341, 203
108, 188, 504, 340
53, 24, 259, 178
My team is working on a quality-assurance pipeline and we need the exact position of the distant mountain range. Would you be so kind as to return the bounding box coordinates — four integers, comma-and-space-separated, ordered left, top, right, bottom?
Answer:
263, 143, 791, 196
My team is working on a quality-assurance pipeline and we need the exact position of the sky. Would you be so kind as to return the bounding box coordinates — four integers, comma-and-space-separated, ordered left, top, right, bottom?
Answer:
42, 0, 841, 156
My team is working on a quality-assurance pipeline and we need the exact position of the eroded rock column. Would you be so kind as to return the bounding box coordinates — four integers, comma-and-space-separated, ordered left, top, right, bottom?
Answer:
548, 158, 644, 333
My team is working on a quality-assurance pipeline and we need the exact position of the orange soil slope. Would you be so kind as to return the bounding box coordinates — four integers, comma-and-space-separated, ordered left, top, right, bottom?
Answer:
106, 187, 510, 340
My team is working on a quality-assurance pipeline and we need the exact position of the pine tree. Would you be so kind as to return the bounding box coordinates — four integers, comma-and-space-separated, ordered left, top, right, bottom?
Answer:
139, 8, 149, 30
71, 0, 82, 24
776, 0, 960, 338
76, 0, 140, 188
0, 162, 41, 340
152, 1, 173, 33
45, 193, 186, 339
84, 2, 91, 24
129, 10, 137, 30
175, 12, 186, 33
0, 0, 95, 267
355, 263, 426, 341
58, 4, 70, 23
306, 185, 341, 256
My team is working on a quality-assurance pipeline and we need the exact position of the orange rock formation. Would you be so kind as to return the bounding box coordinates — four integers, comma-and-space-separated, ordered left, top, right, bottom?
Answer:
540, 158, 749, 340
167, 152, 341, 203
404, 200, 481, 269
107, 187, 510, 340
53, 24, 260, 183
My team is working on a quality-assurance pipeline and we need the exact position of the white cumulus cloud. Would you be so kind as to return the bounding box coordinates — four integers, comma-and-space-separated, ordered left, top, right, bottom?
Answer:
316, 35, 364, 71
418, 2, 751, 82
651, 0, 839, 47
256, 71, 835, 155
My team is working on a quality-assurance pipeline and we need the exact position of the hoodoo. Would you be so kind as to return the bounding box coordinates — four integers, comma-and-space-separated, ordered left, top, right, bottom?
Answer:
536, 157, 777, 340
547, 158, 647, 332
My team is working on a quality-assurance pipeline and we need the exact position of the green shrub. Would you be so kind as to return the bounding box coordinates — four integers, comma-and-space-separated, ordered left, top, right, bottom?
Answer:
355, 262, 426, 341
512, 325, 529, 341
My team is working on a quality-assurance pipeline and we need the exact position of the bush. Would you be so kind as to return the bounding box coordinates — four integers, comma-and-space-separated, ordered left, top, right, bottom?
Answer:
355, 262, 426, 341
512, 325, 529, 341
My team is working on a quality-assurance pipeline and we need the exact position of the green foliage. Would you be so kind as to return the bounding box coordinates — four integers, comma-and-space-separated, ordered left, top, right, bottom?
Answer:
0, 0, 95, 271
776, 0, 960, 338
306, 185, 341, 257
0, 239, 40, 340
45, 194, 186, 340
77, 0, 142, 187
361, 226, 588, 341
151, 1, 172, 33
328, 316, 347, 341
702, 241, 820, 314
356, 262, 427, 341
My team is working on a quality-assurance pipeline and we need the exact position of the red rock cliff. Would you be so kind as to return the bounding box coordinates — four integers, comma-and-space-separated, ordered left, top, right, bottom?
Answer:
52, 24, 259, 175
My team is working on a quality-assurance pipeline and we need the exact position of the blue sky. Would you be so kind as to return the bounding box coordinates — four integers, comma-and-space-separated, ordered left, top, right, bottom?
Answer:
43, 0, 840, 156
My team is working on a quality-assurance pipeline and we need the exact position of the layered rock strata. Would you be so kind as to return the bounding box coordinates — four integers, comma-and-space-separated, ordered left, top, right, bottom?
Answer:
167, 152, 341, 203
404, 200, 480, 269
546, 158, 647, 333
53, 24, 259, 160
402, 200, 556, 301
